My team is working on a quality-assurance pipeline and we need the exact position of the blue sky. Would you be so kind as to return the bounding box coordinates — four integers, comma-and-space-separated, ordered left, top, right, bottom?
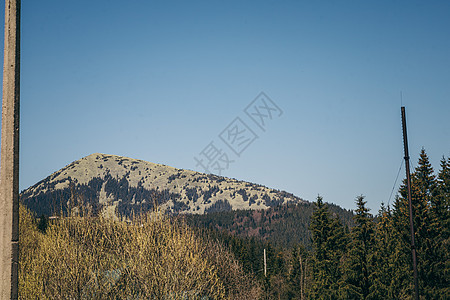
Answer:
1, 1, 449, 211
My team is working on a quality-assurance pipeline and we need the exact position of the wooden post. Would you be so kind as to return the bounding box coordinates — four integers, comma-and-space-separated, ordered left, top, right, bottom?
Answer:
264, 248, 267, 277
0, 0, 20, 299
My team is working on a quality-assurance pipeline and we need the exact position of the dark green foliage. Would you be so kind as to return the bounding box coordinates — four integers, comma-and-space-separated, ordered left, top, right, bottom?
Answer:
427, 156, 450, 298
185, 187, 199, 202
205, 199, 233, 213
342, 195, 375, 299
185, 201, 353, 249
309, 195, 348, 299
193, 224, 297, 299
192, 151, 449, 298
37, 215, 49, 233
236, 188, 249, 202
288, 245, 311, 299
202, 185, 220, 203
392, 149, 449, 298
369, 204, 410, 299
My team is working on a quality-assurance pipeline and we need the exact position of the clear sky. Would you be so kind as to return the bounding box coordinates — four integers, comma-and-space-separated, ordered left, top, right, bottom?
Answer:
1, 1, 449, 211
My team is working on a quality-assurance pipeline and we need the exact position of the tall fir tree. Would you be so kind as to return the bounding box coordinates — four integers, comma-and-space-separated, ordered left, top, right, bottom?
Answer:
309, 195, 347, 299
393, 149, 449, 298
342, 195, 375, 299
435, 157, 450, 227
371, 202, 415, 299
427, 156, 450, 298
288, 244, 311, 300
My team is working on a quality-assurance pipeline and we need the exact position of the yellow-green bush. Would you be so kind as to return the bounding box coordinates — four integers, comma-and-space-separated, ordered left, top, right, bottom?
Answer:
19, 205, 261, 299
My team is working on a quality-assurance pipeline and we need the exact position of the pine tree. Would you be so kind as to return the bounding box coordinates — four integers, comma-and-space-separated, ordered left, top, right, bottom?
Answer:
389, 196, 415, 298
289, 245, 311, 300
309, 195, 347, 299
411, 150, 440, 298
342, 195, 375, 299
394, 149, 445, 298
369, 204, 391, 298
426, 156, 450, 298
436, 157, 450, 224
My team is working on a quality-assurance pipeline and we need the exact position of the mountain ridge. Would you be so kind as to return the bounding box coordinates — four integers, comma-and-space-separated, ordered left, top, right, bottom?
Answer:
21, 153, 305, 218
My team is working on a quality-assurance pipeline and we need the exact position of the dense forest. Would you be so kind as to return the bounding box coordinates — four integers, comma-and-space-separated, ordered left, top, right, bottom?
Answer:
187, 149, 449, 299
185, 201, 354, 249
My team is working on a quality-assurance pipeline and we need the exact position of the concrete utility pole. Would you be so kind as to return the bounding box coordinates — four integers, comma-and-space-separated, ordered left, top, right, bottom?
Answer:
0, 0, 20, 299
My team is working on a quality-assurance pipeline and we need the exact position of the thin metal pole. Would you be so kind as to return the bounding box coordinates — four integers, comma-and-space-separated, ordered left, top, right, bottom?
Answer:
401, 106, 419, 300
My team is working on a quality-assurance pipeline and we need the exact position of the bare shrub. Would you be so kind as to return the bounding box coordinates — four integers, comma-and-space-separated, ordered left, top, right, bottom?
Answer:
19, 206, 225, 299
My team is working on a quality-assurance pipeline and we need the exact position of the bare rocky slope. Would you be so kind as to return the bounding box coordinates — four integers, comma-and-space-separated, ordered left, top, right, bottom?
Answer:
20, 153, 304, 219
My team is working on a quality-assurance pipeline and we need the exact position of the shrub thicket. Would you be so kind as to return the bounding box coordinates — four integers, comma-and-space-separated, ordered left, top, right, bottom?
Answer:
19, 205, 261, 299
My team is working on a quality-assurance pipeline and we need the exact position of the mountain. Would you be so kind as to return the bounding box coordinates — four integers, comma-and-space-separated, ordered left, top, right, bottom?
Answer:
20, 153, 305, 219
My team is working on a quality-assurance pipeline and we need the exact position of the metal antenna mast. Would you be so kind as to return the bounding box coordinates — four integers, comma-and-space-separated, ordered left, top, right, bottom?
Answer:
401, 106, 419, 300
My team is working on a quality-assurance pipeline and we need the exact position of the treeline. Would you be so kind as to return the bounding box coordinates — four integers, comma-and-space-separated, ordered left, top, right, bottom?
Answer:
185, 201, 354, 249
189, 149, 449, 299
303, 149, 449, 299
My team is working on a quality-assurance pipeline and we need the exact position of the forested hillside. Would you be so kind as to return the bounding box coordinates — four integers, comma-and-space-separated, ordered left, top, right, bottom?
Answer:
185, 201, 354, 249
187, 149, 449, 299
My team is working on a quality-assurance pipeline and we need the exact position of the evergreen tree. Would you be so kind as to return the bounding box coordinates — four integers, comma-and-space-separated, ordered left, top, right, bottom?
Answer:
427, 156, 450, 298
369, 203, 411, 299
342, 195, 374, 299
369, 204, 390, 298
37, 215, 49, 233
309, 195, 347, 299
394, 149, 446, 298
435, 157, 450, 226
410, 149, 439, 298
389, 196, 416, 298
288, 245, 311, 300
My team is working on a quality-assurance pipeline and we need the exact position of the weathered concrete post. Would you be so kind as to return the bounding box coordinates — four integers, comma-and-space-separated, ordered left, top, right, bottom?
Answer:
0, 0, 20, 299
